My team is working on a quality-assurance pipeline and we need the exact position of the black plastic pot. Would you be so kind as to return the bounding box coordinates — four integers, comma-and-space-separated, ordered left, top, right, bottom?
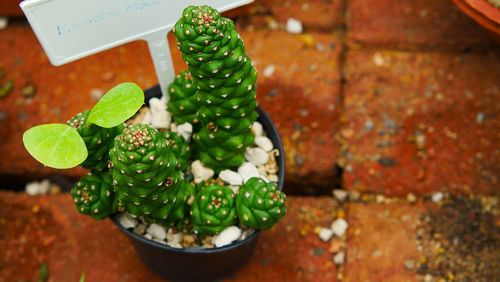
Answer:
110, 85, 285, 281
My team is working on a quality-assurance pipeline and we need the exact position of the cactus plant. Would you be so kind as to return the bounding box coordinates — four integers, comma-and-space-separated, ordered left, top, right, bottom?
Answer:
236, 177, 286, 230
167, 70, 199, 125
153, 178, 195, 227
22, 5, 287, 256
174, 5, 258, 171
109, 124, 180, 219
190, 184, 237, 235
71, 172, 119, 220
67, 110, 124, 171
163, 131, 193, 171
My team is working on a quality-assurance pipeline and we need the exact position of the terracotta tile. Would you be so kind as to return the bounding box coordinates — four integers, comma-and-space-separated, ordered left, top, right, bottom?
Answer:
342, 50, 500, 196
347, 0, 495, 50
344, 203, 428, 281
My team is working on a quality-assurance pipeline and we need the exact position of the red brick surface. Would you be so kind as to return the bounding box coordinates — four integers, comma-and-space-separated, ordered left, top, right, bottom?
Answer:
256, 0, 344, 31
347, 0, 495, 50
0, 191, 337, 281
242, 30, 343, 195
343, 50, 500, 196
344, 203, 426, 281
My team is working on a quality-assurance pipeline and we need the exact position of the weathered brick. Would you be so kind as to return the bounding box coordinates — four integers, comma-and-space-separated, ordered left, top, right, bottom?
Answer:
247, 0, 344, 31
342, 50, 500, 196
344, 203, 427, 281
0, 23, 185, 179
241, 30, 343, 195
233, 196, 338, 281
347, 0, 495, 50
0, 191, 337, 281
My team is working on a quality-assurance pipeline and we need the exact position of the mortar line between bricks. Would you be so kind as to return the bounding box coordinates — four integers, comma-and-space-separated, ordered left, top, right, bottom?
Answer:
346, 44, 500, 55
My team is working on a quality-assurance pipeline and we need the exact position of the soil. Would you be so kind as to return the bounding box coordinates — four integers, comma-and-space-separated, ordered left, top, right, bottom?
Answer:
416, 195, 500, 281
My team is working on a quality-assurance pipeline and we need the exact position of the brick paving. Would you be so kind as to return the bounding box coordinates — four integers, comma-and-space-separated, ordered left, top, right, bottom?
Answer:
0, 1, 499, 281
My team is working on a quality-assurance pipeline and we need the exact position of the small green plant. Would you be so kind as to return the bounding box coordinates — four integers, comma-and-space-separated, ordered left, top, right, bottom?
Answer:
23, 5, 286, 245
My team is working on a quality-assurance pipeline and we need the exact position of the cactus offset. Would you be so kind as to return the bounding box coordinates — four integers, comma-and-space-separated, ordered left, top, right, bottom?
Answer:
153, 178, 195, 227
109, 124, 180, 219
72, 172, 119, 220
236, 177, 286, 230
174, 5, 257, 171
190, 184, 237, 235
67, 110, 123, 171
163, 131, 193, 171
167, 70, 199, 125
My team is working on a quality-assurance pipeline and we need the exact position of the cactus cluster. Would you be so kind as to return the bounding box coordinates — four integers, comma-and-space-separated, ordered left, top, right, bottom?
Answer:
42, 5, 288, 243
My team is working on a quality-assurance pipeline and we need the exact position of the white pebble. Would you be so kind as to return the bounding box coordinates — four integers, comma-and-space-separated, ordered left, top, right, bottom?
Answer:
133, 223, 147, 235
118, 213, 138, 229
432, 192, 443, 203
263, 65, 276, 77
219, 170, 243, 186
228, 185, 240, 194
149, 98, 171, 129
333, 190, 348, 202
318, 228, 334, 242
167, 241, 183, 248
245, 147, 269, 166
170, 122, 177, 132
251, 122, 264, 137
141, 110, 152, 125
177, 122, 193, 142
373, 53, 385, 66
238, 162, 260, 183
331, 218, 349, 237
192, 160, 215, 184
286, 18, 303, 34
268, 174, 279, 182
214, 226, 242, 247
254, 136, 273, 152
144, 234, 153, 240
146, 223, 167, 240
0, 17, 8, 30
238, 228, 255, 241
89, 89, 104, 101
25, 179, 50, 195
333, 252, 345, 265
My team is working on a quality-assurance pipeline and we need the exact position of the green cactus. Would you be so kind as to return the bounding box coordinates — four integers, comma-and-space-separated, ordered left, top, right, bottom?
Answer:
174, 5, 258, 171
71, 172, 119, 220
190, 184, 237, 235
153, 178, 195, 227
167, 70, 199, 125
109, 124, 180, 218
67, 110, 124, 172
236, 177, 286, 230
163, 131, 193, 171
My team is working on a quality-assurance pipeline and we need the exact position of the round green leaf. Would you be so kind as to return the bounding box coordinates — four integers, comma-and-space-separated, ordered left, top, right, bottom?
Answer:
87, 82, 144, 128
23, 124, 88, 169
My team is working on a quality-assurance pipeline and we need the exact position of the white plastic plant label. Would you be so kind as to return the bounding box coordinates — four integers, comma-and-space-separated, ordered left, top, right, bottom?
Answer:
20, 0, 253, 97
